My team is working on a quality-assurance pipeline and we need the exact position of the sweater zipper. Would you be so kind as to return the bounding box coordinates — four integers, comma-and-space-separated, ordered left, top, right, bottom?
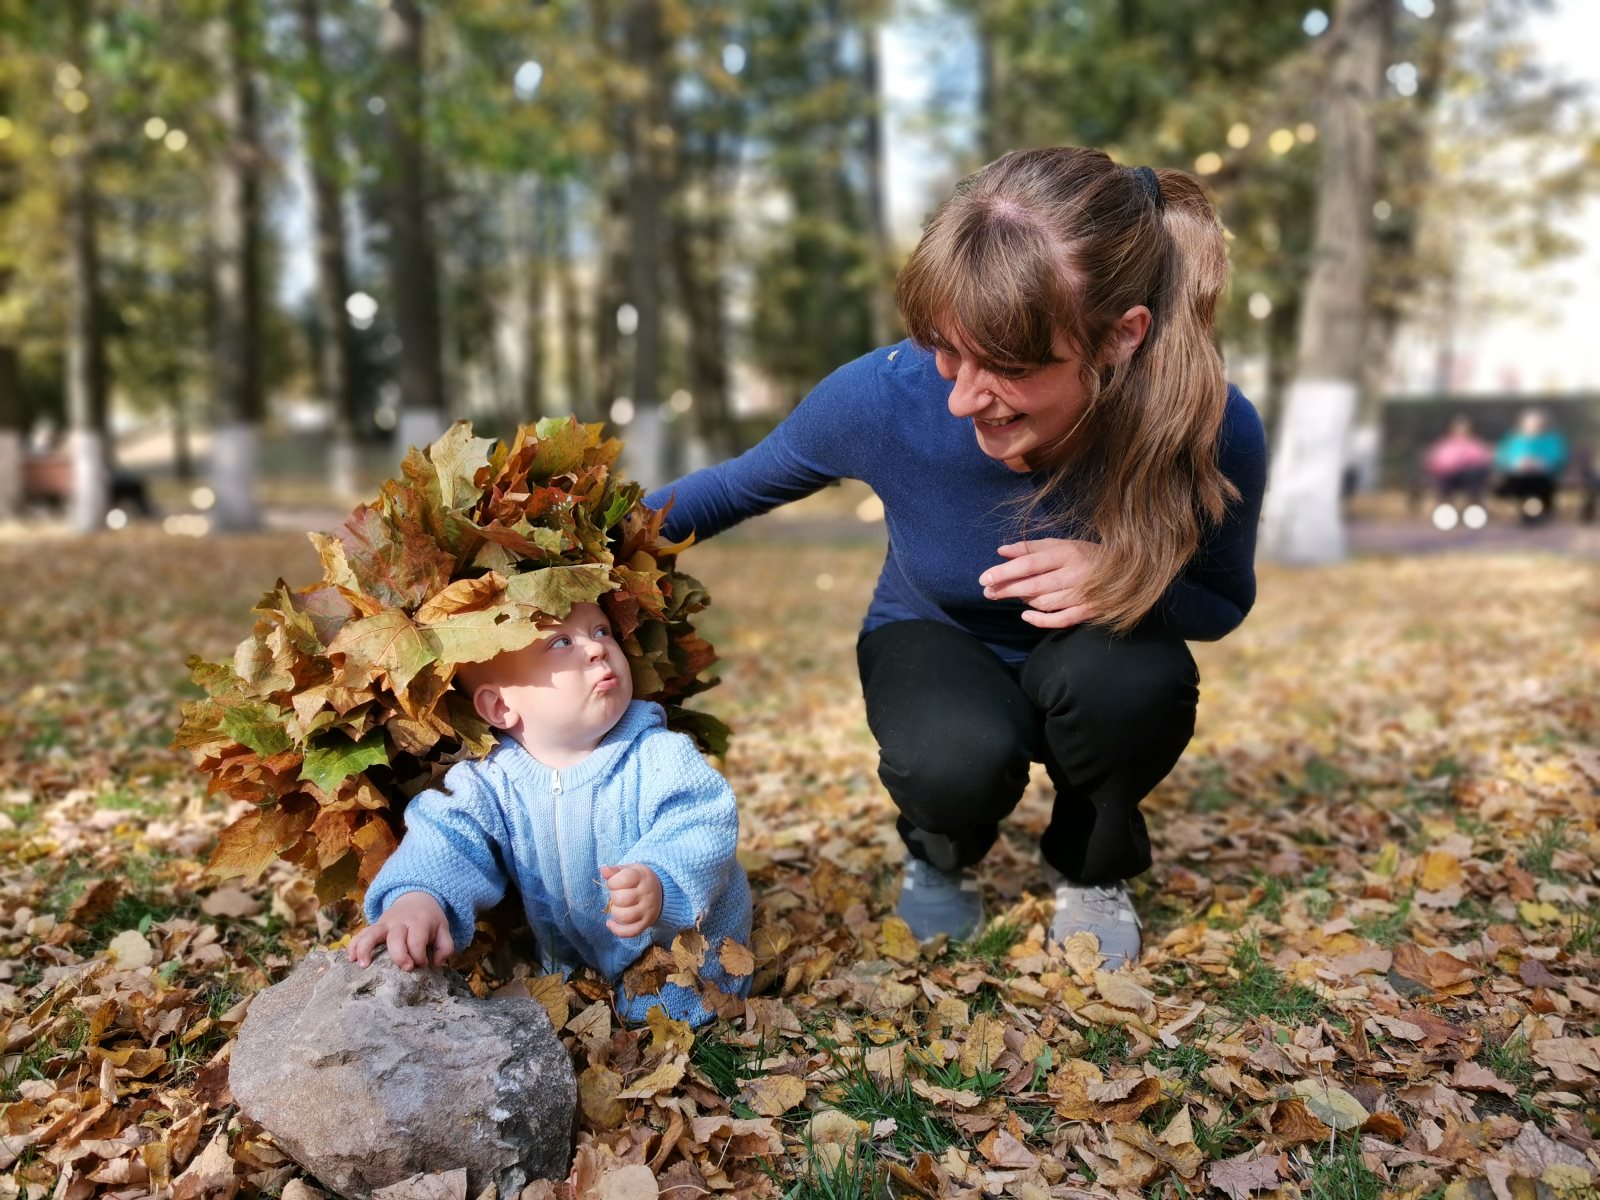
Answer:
552, 770, 563, 796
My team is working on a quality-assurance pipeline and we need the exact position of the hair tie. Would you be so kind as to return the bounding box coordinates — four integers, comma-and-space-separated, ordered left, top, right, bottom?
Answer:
1134, 165, 1164, 210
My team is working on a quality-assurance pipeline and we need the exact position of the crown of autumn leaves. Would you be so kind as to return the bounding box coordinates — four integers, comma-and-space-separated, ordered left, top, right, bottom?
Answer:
175, 418, 726, 903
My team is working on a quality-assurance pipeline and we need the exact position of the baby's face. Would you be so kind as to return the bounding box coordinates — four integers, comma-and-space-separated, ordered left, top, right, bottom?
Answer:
483, 603, 632, 751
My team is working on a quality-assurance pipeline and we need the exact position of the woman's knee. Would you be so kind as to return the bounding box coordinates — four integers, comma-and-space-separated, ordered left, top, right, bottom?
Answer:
876, 727, 1032, 833
1021, 624, 1198, 759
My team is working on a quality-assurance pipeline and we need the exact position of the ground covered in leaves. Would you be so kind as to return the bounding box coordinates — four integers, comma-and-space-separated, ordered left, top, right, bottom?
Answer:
2, 521, 1598, 1200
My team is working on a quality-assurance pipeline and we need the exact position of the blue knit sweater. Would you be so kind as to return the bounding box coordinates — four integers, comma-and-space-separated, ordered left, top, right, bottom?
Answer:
646, 339, 1268, 664
364, 700, 752, 1025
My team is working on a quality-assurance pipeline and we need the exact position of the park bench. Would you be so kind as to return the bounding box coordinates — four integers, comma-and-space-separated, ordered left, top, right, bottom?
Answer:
22, 450, 154, 517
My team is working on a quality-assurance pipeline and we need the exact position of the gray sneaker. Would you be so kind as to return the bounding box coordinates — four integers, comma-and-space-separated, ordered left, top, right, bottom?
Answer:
897, 855, 984, 942
1049, 877, 1142, 969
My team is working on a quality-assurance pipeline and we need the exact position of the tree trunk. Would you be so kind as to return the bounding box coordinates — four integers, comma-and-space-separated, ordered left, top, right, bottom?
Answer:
1259, 0, 1388, 564
65, 4, 110, 533
0, 345, 22, 519
382, 0, 447, 454
554, 183, 587, 420
208, 0, 264, 532
861, 17, 895, 347
522, 176, 548, 420
668, 164, 736, 463
622, 0, 672, 487
299, 0, 362, 497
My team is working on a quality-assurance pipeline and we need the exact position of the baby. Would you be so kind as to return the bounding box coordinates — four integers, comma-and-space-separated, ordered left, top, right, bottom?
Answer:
349, 601, 751, 1026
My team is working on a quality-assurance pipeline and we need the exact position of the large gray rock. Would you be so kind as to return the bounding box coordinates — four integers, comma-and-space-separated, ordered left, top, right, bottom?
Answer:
231, 950, 576, 1198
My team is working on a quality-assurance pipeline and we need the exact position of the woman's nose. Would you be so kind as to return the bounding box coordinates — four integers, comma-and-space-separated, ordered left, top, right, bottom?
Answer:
946, 369, 991, 419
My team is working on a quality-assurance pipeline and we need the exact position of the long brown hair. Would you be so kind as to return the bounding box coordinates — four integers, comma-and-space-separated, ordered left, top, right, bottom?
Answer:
896, 146, 1238, 633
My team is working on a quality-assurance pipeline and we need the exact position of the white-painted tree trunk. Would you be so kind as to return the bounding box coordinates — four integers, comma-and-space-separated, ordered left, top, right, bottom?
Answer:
396, 408, 450, 459
70, 430, 110, 533
329, 437, 361, 500
0, 432, 21, 520
1260, 0, 1387, 564
621, 404, 668, 491
209, 423, 259, 532
1260, 381, 1355, 563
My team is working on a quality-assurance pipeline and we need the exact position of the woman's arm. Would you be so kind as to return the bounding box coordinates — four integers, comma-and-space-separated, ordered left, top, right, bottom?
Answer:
643, 347, 889, 542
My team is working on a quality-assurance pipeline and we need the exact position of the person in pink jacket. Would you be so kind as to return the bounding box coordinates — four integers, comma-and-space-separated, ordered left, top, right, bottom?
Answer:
1424, 416, 1493, 529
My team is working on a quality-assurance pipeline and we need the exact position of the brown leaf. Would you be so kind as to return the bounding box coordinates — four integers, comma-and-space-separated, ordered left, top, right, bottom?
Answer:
1208, 1151, 1284, 1199
1390, 941, 1479, 992
66, 879, 122, 927
1053, 1062, 1163, 1124
1268, 1097, 1332, 1147
717, 937, 755, 977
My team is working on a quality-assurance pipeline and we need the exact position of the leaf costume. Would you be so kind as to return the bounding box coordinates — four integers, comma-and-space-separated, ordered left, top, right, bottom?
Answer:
177, 418, 726, 904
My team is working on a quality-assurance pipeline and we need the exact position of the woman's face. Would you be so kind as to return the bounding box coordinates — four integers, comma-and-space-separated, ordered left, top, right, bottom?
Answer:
933, 326, 1091, 469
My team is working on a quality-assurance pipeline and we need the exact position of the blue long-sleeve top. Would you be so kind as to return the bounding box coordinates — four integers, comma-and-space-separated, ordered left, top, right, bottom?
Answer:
646, 339, 1267, 664
364, 700, 752, 1025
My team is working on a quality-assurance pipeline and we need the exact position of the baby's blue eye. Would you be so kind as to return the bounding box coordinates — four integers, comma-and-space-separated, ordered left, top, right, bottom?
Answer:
549, 635, 572, 649
594, 626, 611, 639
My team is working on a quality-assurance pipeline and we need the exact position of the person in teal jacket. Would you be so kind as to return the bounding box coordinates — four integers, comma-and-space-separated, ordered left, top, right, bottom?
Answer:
349, 602, 752, 1026
1494, 409, 1569, 522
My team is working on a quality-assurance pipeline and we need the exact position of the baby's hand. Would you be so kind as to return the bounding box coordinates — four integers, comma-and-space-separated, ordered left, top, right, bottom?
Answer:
348, 892, 453, 970
599, 864, 662, 938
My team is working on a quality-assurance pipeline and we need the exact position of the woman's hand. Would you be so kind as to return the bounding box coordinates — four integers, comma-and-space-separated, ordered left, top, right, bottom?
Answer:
980, 538, 1102, 629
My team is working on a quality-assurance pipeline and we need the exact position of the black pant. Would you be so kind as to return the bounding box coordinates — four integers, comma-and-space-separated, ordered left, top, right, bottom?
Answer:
857, 620, 1199, 886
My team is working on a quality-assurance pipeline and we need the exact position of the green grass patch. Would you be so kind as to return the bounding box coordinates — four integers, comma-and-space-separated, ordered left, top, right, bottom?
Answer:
771, 1134, 881, 1200
1080, 1024, 1133, 1069
1146, 1041, 1211, 1083
692, 1026, 778, 1105
824, 1045, 957, 1159
1483, 1032, 1535, 1089
1521, 819, 1573, 881
1567, 904, 1600, 955
1305, 1136, 1385, 1200
954, 921, 1023, 971
1217, 936, 1333, 1026
912, 1050, 1006, 1100
1353, 896, 1413, 948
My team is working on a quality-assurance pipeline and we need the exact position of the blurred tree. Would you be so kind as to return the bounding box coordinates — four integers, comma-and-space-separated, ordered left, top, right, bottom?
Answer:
206, 0, 265, 531
1260, 0, 1389, 564
46, 1, 115, 532
0, 81, 22, 519
296, 0, 363, 496
380, 0, 446, 452
744, 0, 879, 405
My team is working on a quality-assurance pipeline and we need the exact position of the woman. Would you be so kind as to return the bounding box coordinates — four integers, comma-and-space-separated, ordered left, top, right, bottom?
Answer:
645, 147, 1267, 969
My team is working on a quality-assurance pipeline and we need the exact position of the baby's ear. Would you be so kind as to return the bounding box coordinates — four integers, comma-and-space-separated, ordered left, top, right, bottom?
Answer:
472, 684, 512, 730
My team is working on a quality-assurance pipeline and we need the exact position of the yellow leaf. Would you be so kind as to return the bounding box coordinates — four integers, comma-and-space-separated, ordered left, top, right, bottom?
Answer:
741, 1073, 807, 1117
1418, 850, 1463, 892
879, 917, 922, 964
645, 1006, 695, 1061
617, 1054, 686, 1100
1519, 901, 1562, 926
1372, 842, 1401, 877
958, 1014, 1005, 1076
579, 1065, 626, 1129
527, 974, 568, 1029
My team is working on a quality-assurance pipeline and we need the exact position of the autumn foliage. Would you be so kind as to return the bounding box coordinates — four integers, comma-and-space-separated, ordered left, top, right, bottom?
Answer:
172, 419, 723, 901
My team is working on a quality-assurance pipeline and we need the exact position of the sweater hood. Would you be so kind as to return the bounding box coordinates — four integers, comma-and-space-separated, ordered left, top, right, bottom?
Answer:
488, 699, 666, 793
